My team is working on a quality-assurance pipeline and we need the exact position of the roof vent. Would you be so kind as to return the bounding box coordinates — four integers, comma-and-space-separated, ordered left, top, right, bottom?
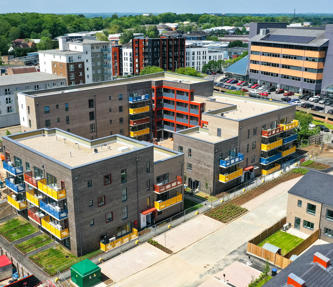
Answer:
313, 252, 330, 269
287, 273, 306, 287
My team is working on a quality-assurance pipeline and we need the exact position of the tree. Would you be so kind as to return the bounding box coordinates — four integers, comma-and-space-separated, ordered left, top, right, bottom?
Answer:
96, 32, 108, 41
295, 111, 319, 144
145, 26, 159, 38
37, 37, 54, 50
202, 60, 224, 74
140, 66, 164, 75
228, 40, 247, 48
120, 30, 133, 44
175, 67, 202, 77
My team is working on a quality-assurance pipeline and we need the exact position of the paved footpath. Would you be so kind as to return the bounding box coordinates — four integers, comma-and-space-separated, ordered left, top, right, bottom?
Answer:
113, 176, 300, 287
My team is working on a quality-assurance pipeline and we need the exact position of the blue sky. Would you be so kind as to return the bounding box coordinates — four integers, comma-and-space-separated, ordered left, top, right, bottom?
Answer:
0, 0, 332, 14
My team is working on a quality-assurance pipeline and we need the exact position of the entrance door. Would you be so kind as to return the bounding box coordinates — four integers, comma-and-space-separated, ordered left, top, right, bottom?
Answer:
294, 217, 301, 229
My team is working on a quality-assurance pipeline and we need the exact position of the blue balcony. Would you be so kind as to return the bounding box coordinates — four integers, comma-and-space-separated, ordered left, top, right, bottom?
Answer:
260, 152, 282, 165
163, 92, 175, 98
3, 161, 23, 176
220, 153, 244, 168
129, 94, 149, 103
176, 94, 189, 101
163, 103, 174, 110
39, 200, 68, 220
283, 134, 298, 145
190, 108, 199, 115
190, 120, 199, 126
176, 106, 188, 112
5, 178, 25, 193
176, 117, 188, 123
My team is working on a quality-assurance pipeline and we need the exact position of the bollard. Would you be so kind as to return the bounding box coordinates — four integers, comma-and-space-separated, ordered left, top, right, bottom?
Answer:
135, 240, 139, 245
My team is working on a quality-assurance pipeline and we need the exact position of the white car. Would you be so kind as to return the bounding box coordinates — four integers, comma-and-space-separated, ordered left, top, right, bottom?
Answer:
319, 99, 326, 104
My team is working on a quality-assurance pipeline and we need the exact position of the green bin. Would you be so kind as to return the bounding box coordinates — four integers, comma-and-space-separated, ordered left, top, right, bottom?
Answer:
71, 259, 101, 287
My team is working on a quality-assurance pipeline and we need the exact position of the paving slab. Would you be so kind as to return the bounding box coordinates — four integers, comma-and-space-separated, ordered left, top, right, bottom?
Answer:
153, 214, 223, 252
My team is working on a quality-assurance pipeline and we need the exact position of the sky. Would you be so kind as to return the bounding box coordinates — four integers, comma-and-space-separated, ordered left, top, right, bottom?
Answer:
0, 0, 332, 14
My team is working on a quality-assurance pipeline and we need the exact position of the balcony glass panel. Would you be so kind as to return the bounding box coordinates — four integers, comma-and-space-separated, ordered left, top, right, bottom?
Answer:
39, 200, 68, 220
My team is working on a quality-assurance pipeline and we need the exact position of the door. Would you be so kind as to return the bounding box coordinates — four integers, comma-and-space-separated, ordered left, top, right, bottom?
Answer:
294, 217, 301, 229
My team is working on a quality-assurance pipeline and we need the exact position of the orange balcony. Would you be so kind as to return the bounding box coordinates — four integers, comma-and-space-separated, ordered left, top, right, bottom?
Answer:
262, 126, 283, 137
129, 117, 150, 126
154, 176, 182, 194
24, 172, 40, 188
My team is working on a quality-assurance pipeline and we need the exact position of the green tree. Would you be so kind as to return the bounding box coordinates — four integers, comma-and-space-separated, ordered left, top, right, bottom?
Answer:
8, 26, 21, 41
120, 30, 133, 44
140, 66, 164, 75
295, 111, 319, 143
37, 37, 54, 50
145, 26, 159, 38
228, 40, 248, 48
96, 32, 108, 41
175, 67, 202, 77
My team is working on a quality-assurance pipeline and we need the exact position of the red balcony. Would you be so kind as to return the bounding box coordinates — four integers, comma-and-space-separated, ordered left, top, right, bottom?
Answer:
129, 117, 150, 126
28, 207, 44, 225
24, 172, 39, 188
261, 126, 283, 137
154, 176, 182, 194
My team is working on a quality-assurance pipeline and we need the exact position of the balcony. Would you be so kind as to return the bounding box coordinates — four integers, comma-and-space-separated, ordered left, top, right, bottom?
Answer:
7, 194, 27, 211
130, 128, 150, 138
5, 178, 25, 193
219, 168, 243, 183
283, 134, 298, 145
154, 176, 182, 194
279, 120, 299, 131
261, 126, 283, 137
220, 153, 244, 168
100, 228, 138, 252
176, 117, 188, 124
129, 105, 150, 115
129, 94, 149, 103
3, 161, 23, 176
281, 146, 296, 157
163, 92, 175, 98
129, 117, 150, 126
260, 152, 282, 165
262, 164, 281, 176
26, 189, 41, 207
190, 120, 199, 126
24, 172, 40, 188
175, 105, 188, 112
40, 200, 68, 220
41, 216, 69, 240
163, 114, 174, 121
261, 139, 283, 152
28, 207, 44, 225
37, 179, 66, 201
176, 94, 189, 101
163, 103, 174, 110
154, 193, 183, 211
190, 108, 199, 115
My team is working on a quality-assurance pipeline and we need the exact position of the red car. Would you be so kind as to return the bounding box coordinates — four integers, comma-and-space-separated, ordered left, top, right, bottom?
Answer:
251, 84, 259, 89
259, 92, 269, 97
276, 88, 284, 94
284, 91, 294, 96
237, 81, 244, 86
241, 88, 248, 92
226, 79, 233, 83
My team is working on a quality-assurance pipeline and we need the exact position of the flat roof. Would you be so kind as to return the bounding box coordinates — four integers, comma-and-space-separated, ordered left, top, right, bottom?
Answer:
177, 127, 232, 143
6, 129, 150, 169
38, 49, 83, 56
0, 72, 66, 87
153, 146, 179, 162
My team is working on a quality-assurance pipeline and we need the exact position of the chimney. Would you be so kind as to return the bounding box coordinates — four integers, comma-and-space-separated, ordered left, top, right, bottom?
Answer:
287, 273, 306, 287
313, 252, 330, 269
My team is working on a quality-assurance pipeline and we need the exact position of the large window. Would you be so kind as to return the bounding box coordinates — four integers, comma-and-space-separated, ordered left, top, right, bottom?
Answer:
121, 206, 128, 219
98, 196, 105, 207
105, 212, 113, 223
89, 111, 95, 121
121, 187, 127, 202
306, 203, 316, 215
88, 99, 94, 108
326, 209, 333, 221
303, 220, 314, 230
104, 174, 112, 185
324, 227, 333, 238
121, 169, 127, 184
44, 106, 50, 114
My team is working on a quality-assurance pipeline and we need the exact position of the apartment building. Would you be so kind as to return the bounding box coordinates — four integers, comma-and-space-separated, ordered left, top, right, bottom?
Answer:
185, 45, 208, 72
111, 45, 123, 77
122, 44, 133, 76
287, 170, 333, 243
1, 128, 184, 256
249, 23, 333, 95
173, 93, 298, 195
0, 72, 66, 128
17, 72, 213, 141
39, 36, 112, 85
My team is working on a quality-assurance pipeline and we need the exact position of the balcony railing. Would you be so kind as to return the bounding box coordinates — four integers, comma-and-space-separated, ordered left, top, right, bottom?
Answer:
190, 120, 199, 126
37, 179, 66, 201
261, 139, 283, 152
129, 94, 149, 103
220, 153, 244, 168
176, 117, 188, 124
24, 172, 40, 188
5, 178, 25, 193
175, 106, 188, 112
129, 105, 150, 115
261, 126, 283, 137
190, 108, 199, 115
130, 128, 150, 138
28, 207, 44, 225
163, 103, 174, 110
26, 189, 41, 207
3, 161, 23, 176
219, 168, 243, 183
279, 120, 299, 131
163, 92, 175, 98
100, 228, 138, 252
163, 114, 174, 121
262, 164, 281, 176
129, 117, 150, 126
154, 176, 182, 194
283, 134, 298, 145
154, 193, 183, 211
260, 152, 282, 165
281, 146, 296, 158
40, 200, 68, 220
176, 95, 189, 101
7, 194, 27, 211
41, 216, 69, 240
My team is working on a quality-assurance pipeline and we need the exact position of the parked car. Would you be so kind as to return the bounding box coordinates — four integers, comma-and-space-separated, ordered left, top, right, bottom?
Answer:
284, 91, 294, 97
276, 88, 284, 94
327, 109, 333, 114
259, 92, 269, 97
317, 125, 330, 132
237, 81, 244, 86
282, 97, 291, 102
251, 84, 259, 89
241, 88, 248, 92
313, 98, 320, 103
319, 99, 326, 104
301, 102, 313, 108
226, 79, 233, 83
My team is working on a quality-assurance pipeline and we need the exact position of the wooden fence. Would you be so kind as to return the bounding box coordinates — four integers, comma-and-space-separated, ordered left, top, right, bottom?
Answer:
285, 229, 320, 258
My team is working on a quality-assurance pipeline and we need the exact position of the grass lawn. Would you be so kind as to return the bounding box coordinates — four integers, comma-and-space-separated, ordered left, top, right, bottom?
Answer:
301, 160, 330, 170
313, 120, 333, 130
258, 230, 304, 256
292, 168, 309, 175
206, 204, 247, 223
0, 217, 38, 242
29, 245, 103, 276
15, 234, 52, 254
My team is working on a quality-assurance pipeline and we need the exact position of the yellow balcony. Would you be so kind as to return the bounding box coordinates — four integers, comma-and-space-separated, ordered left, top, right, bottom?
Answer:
7, 194, 27, 211
281, 146, 296, 157
130, 128, 150, 138
41, 216, 69, 240
37, 179, 66, 201
261, 139, 283, 152
219, 168, 243, 183
154, 193, 183, 211
262, 164, 281, 176
100, 228, 138, 252
129, 105, 150, 115
26, 189, 40, 207
279, 120, 299, 131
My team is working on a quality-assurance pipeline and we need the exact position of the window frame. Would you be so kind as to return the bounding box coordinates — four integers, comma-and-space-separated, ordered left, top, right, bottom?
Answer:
97, 195, 105, 207
104, 174, 112, 185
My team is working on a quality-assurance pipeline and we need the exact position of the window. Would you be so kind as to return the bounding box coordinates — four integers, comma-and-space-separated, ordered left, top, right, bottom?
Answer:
146, 179, 151, 191
188, 148, 192, 158
187, 163, 192, 171
109, 120, 112, 125
326, 209, 333, 221
121, 169, 127, 183
65, 103, 69, 111
307, 203, 316, 215
252, 141, 256, 150
89, 200, 93, 207
118, 94, 123, 101
89, 111, 95, 121
29, 120, 31, 128
178, 146, 183, 152
105, 212, 113, 223
121, 206, 128, 219
25, 162, 30, 171
66, 116, 70, 124
297, 200, 302, 207
303, 220, 314, 230
253, 127, 257, 136
121, 187, 127, 202
119, 117, 123, 124
247, 144, 249, 153
248, 129, 250, 139
90, 219, 94, 226
294, 217, 301, 229
146, 161, 151, 173
44, 106, 50, 114
88, 99, 94, 108
98, 196, 105, 207
87, 180, 92, 188
27, 106, 30, 114
217, 128, 221, 137
119, 106, 123, 112
90, 123, 96, 133
109, 96, 112, 101
109, 107, 112, 113
7, 106, 12, 113
104, 174, 112, 185
324, 227, 333, 238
